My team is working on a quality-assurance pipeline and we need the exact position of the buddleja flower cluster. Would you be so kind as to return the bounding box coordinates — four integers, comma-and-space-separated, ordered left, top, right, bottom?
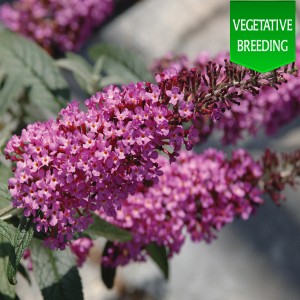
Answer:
100, 149, 264, 267
5, 62, 294, 249
20, 147, 300, 268
5, 87, 183, 249
73, 148, 300, 268
152, 44, 300, 144
0, 0, 113, 54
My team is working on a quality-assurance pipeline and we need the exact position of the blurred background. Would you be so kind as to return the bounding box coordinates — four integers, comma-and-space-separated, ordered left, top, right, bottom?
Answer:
1, 0, 300, 299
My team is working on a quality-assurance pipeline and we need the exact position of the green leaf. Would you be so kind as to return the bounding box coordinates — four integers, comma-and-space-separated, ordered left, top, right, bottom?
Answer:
0, 74, 24, 117
30, 240, 84, 300
0, 236, 16, 300
89, 44, 154, 86
101, 241, 116, 289
0, 180, 13, 209
98, 75, 128, 88
0, 127, 12, 151
7, 217, 34, 285
87, 214, 132, 242
0, 68, 7, 86
56, 52, 94, 95
17, 262, 31, 285
0, 182, 11, 203
0, 30, 69, 121
93, 56, 105, 76
0, 219, 16, 244
146, 242, 169, 279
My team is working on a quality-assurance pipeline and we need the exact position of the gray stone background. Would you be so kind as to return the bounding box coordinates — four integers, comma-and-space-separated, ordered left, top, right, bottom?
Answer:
8, 0, 300, 299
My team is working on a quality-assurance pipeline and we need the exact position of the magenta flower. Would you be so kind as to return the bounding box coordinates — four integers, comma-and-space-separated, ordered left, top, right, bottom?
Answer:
23, 249, 33, 271
5, 83, 186, 249
151, 52, 190, 74
0, 0, 114, 54
100, 149, 264, 267
70, 238, 94, 267
151, 45, 300, 145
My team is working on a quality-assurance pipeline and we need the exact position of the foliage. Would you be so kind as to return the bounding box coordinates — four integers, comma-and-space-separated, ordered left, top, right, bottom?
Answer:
87, 214, 132, 242
30, 240, 83, 300
56, 44, 153, 96
146, 242, 169, 280
0, 30, 69, 121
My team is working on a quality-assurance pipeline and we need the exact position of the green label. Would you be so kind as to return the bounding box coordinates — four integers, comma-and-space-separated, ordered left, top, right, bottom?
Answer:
230, 0, 296, 73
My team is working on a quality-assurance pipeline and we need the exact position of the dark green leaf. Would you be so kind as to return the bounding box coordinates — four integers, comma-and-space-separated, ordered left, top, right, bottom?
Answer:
7, 217, 34, 285
30, 240, 83, 300
0, 30, 69, 121
89, 44, 153, 85
101, 241, 116, 289
146, 242, 169, 279
17, 263, 31, 285
87, 214, 132, 242
0, 219, 16, 244
0, 236, 16, 300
